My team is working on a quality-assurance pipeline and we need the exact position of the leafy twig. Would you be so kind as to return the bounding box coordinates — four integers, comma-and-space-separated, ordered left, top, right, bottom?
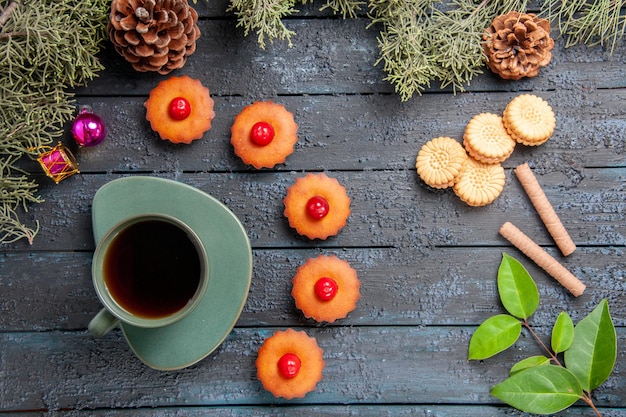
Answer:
521, 319, 603, 417
521, 319, 562, 366
468, 253, 617, 416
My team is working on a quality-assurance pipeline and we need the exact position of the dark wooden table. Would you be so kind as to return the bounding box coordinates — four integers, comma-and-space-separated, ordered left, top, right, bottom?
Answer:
1, 1, 625, 415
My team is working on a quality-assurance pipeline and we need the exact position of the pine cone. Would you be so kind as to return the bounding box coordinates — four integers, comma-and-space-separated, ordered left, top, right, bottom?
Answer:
108, 0, 201, 75
482, 12, 554, 80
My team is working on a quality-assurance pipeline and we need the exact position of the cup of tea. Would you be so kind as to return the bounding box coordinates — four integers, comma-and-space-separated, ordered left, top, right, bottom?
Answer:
88, 214, 209, 337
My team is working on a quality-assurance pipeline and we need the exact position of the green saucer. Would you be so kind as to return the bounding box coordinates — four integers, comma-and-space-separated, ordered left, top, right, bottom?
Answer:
91, 176, 252, 370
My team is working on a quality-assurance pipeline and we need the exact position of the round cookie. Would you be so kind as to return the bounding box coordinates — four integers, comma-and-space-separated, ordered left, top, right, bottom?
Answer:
463, 113, 516, 164
256, 328, 325, 399
416, 136, 467, 188
230, 101, 298, 169
292, 255, 361, 323
144, 76, 215, 144
453, 157, 506, 207
503, 94, 555, 146
283, 173, 351, 240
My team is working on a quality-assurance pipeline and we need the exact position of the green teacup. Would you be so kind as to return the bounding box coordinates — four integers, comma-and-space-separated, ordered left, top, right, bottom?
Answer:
88, 214, 209, 337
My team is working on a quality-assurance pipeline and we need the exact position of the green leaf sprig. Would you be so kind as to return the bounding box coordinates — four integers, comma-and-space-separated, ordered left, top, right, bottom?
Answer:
468, 253, 617, 416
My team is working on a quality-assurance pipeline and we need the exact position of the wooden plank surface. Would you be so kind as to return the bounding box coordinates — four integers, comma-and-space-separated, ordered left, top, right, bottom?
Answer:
1, 3, 625, 416
54, 91, 626, 172
2, 246, 625, 331
2, 328, 626, 410
77, 19, 626, 96
5, 169, 625, 251
4, 409, 626, 417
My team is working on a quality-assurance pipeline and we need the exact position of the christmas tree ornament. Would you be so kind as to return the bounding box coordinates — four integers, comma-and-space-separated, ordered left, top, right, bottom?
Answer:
71, 106, 107, 147
108, 0, 201, 75
482, 12, 555, 80
35, 143, 80, 184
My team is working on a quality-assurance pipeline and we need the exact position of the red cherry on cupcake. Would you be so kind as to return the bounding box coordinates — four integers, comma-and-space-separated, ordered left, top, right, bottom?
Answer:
314, 277, 338, 301
168, 97, 192, 120
277, 353, 301, 378
250, 121, 275, 146
306, 196, 330, 220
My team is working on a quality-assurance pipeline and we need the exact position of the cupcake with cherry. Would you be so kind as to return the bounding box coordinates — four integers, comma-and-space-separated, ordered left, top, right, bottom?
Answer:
230, 101, 298, 169
144, 75, 215, 144
292, 255, 361, 323
283, 173, 351, 240
255, 328, 325, 399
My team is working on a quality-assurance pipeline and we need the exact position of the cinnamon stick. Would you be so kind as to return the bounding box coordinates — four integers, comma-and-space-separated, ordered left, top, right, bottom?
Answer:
514, 163, 576, 256
499, 222, 585, 297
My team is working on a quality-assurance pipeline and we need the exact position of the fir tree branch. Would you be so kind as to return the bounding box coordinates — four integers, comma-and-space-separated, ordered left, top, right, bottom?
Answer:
0, 0, 20, 27
541, 0, 626, 54
368, 0, 441, 101
227, 0, 302, 49
0, 204, 39, 245
232, 0, 622, 100
320, 0, 365, 18
0, 0, 108, 244
368, 0, 529, 100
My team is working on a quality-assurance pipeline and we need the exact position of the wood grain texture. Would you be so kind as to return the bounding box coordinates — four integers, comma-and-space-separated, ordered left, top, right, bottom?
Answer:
2, 246, 624, 331
77, 19, 626, 97
1, 1, 624, 415
56, 90, 626, 173
1, 328, 625, 410
3, 408, 626, 417
3, 168, 624, 252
